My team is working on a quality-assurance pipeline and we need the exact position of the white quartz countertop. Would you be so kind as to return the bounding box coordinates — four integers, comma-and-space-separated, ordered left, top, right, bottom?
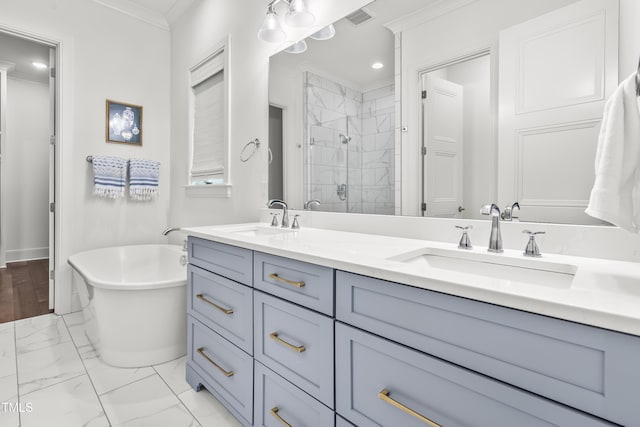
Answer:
183, 223, 640, 337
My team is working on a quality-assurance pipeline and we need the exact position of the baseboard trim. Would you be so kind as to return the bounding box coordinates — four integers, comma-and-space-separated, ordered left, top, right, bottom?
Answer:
6, 247, 48, 263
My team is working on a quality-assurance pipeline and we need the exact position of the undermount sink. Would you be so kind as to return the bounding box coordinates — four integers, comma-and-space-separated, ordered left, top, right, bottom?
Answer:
388, 247, 577, 288
228, 226, 296, 238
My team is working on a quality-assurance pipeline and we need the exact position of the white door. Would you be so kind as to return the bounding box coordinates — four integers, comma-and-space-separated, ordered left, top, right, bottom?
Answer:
422, 74, 464, 217
48, 47, 56, 310
498, 0, 618, 224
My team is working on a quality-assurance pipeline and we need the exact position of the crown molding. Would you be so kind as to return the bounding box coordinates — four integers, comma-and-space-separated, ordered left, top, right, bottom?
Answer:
165, 0, 198, 27
91, 0, 170, 31
0, 60, 16, 73
384, 0, 479, 34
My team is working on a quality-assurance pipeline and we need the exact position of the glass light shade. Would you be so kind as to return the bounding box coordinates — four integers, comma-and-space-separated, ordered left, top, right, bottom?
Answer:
258, 10, 286, 43
284, 39, 308, 54
286, 0, 315, 27
309, 24, 335, 41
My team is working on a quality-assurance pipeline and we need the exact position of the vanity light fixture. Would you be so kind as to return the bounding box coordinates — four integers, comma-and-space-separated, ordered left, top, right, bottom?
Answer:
371, 62, 384, 70
258, 0, 315, 43
309, 24, 336, 41
284, 39, 308, 54
32, 61, 48, 69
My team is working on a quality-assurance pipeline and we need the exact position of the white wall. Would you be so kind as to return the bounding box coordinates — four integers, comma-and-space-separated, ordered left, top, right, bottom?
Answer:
0, 0, 171, 313
5, 78, 49, 262
168, 0, 370, 230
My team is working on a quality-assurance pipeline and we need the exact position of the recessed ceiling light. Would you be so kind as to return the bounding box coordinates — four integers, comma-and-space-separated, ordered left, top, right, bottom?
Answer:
371, 62, 384, 70
32, 61, 48, 69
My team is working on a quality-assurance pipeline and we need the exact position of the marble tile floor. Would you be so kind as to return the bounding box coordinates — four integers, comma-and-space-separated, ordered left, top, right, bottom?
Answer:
0, 312, 243, 427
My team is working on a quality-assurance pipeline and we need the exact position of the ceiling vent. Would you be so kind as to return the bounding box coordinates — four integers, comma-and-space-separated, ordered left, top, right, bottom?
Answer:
345, 7, 375, 26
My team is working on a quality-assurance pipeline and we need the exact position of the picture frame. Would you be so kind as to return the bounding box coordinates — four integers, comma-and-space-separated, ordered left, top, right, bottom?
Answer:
106, 99, 143, 145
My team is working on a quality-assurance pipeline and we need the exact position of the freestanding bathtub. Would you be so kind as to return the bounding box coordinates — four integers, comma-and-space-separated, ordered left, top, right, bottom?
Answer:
68, 244, 187, 368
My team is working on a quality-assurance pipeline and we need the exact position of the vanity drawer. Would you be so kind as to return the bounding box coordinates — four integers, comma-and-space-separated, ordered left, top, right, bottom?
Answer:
187, 316, 253, 424
188, 237, 253, 286
254, 252, 334, 315
254, 361, 334, 427
336, 271, 640, 426
188, 265, 253, 354
254, 291, 334, 408
336, 323, 614, 427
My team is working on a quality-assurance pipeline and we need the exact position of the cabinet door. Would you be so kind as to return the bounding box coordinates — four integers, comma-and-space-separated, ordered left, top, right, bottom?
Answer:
254, 361, 334, 427
254, 291, 334, 408
335, 323, 613, 427
188, 265, 253, 354
187, 316, 253, 424
188, 237, 253, 286
336, 270, 640, 426
254, 252, 334, 315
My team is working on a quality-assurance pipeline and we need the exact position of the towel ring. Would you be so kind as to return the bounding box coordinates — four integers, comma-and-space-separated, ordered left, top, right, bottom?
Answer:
239, 138, 273, 164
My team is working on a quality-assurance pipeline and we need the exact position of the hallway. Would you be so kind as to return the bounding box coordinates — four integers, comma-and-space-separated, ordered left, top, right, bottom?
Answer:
0, 259, 50, 324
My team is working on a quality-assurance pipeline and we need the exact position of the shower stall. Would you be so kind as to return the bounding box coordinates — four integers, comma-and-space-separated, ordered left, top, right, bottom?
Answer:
304, 72, 395, 215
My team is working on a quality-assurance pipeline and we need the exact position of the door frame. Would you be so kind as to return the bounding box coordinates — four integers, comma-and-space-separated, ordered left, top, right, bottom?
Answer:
0, 26, 61, 311
416, 47, 496, 217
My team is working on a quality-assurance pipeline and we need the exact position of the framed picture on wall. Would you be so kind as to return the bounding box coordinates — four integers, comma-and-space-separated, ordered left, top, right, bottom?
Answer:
106, 100, 143, 145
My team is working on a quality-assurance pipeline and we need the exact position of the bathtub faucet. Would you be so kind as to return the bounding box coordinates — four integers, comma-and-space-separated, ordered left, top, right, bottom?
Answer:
162, 227, 182, 236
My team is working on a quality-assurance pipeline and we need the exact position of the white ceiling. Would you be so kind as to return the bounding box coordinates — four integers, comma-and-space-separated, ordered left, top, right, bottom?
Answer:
272, 0, 434, 92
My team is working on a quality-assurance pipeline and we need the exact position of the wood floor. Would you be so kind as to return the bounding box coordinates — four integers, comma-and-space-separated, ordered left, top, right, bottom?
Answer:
0, 259, 51, 324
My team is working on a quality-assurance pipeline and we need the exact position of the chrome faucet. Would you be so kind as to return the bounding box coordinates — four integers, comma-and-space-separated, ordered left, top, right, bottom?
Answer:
304, 199, 321, 210
480, 204, 503, 253
162, 227, 182, 236
267, 199, 289, 228
501, 202, 520, 221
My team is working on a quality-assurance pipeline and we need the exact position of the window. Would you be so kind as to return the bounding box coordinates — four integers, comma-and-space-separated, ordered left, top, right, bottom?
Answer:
188, 38, 230, 195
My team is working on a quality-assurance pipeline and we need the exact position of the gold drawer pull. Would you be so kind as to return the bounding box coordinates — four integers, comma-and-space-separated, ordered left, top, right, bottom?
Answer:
196, 293, 234, 315
269, 273, 305, 288
269, 332, 306, 353
270, 407, 293, 427
378, 389, 442, 427
196, 347, 234, 377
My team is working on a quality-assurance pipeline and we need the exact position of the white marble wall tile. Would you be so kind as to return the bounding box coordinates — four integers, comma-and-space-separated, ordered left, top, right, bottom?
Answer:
363, 84, 394, 102
347, 115, 361, 136
348, 151, 361, 169
362, 100, 374, 117
362, 202, 376, 214
346, 87, 362, 103
362, 117, 377, 136
17, 340, 85, 395
362, 135, 376, 151
15, 314, 71, 354
83, 353, 155, 396
376, 115, 392, 134
309, 125, 334, 146
100, 375, 198, 427
334, 94, 346, 114
324, 117, 347, 133
153, 356, 190, 396
362, 169, 376, 187
20, 374, 109, 427
375, 168, 393, 186
306, 72, 323, 88
345, 98, 358, 117
307, 86, 334, 110
376, 94, 395, 111
178, 388, 242, 427
375, 131, 394, 150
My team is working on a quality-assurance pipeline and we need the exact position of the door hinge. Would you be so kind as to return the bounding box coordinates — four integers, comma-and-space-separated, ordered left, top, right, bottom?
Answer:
50, 135, 56, 145
422, 147, 427, 156
49, 270, 55, 280
422, 202, 427, 212
421, 90, 427, 99
49, 202, 55, 213
50, 67, 56, 78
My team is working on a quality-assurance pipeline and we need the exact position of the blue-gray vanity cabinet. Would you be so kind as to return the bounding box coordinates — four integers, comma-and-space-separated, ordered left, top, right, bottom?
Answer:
189, 237, 253, 286
254, 290, 335, 408
336, 270, 640, 427
254, 252, 334, 316
335, 322, 614, 427
187, 264, 253, 354
186, 316, 253, 426
254, 360, 335, 427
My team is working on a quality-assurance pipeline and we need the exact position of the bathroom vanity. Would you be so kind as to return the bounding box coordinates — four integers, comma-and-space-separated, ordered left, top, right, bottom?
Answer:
184, 223, 640, 427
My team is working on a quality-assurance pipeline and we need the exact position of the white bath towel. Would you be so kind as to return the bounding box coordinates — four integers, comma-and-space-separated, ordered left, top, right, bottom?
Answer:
129, 159, 160, 201
92, 156, 127, 199
585, 73, 640, 232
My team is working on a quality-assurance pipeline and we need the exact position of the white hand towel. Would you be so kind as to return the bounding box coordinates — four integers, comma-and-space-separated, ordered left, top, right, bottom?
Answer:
129, 159, 160, 201
92, 156, 127, 199
585, 73, 640, 232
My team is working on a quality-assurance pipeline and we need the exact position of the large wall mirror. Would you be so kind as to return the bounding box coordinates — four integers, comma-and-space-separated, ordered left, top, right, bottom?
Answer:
269, 0, 630, 225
